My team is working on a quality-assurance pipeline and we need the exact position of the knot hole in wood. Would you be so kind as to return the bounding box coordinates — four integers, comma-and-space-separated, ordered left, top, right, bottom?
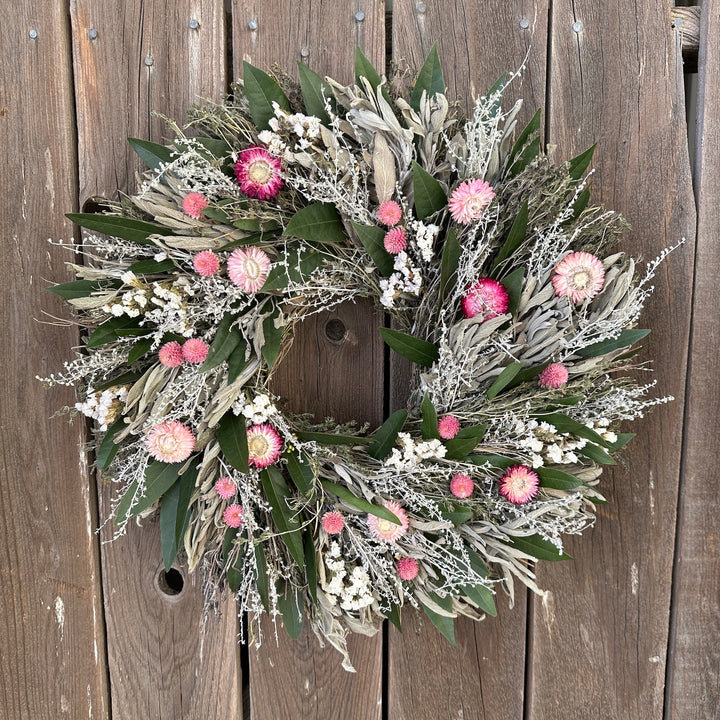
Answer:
324, 317, 347, 344
155, 566, 186, 599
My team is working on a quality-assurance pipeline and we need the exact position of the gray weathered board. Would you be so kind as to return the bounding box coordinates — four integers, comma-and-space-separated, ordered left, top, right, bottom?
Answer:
1, 1, 715, 718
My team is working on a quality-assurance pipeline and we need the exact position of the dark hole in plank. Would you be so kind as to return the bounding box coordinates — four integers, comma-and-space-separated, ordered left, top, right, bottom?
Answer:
324, 317, 347, 343
157, 567, 185, 596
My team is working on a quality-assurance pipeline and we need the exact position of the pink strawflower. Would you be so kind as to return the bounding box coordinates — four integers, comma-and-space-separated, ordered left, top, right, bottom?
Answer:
384, 227, 407, 254
158, 341, 184, 368
367, 500, 409, 543
449, 179, 496, 225
321, 511, 345, 535
234, 146, 284, 200
227, 247, 271, 292
438, 415, 460, 440
145, 421, 195, 463
193, 250, 220, 277
461, 278, 510, 320
223, 503, 244, 528
215, 476, 236, 500
182, 192, 208, 219
246, 423, 283, 468
499, 465, 540, 505
182, 338, 209, 364
397, 557, 419, 581
538, 363, 569, 389
450, 473, 474, 499
552, 251, 605, 304
377, 200, 403, 227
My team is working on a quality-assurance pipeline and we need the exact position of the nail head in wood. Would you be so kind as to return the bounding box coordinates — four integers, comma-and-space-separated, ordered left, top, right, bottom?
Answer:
520, 18, 529, 29
300, 47, 309, 58
189, 18, 200, 30
87, 28, 98, 40
417, 3, 427, 14
248, 19, 258, 31
573, 21, 583, 33
28, 29, 38, 39
355, 11, 365, 22
144, 55, 154, 67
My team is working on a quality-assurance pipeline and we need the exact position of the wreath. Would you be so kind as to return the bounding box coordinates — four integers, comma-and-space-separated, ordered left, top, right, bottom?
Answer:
44, 47, 673, 669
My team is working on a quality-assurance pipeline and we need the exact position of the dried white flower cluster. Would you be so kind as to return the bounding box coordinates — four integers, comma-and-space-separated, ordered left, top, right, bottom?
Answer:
258, 102, 322, 160
75, 386, 128, 430
379, 251, 423, 308
321, 541, 375, 611
384, 432, 447, 469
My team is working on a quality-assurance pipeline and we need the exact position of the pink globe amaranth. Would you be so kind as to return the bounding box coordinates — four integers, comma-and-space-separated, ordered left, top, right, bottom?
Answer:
499, 465, 540, 505
234, 146, 284, 200
321, 511, 345, 535
397, 557, 419, 581
158, 341, 184, 368
438, 415, 460, 440
450, 472, 474, 499
461, 278, 510, 321
383, 227, 407, 254
181, 338, 209, 364
449, 179, 496, 224
193, 250, 220, 277
538, 363, 569, 389
145, 421, 195, 463
223, 503, 244, 528
215, 476, 236, 500
182, 192, 208, 219
377, 200, 403, 227
551, 251, 605, 304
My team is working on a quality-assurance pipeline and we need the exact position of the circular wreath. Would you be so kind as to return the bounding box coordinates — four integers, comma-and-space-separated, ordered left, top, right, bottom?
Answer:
45, 49, 673, 669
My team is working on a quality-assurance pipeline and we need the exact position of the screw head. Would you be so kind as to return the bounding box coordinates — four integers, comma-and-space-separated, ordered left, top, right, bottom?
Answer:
673, 18, 683, 29
28, 29, 38, 39
417, 2, 426, 13
300, 47, 309, 58
355, 10, 365, 22
248, 19, 258, 31
144, 55, 154, 67
88, 28, 98, 39
572, 21, 583, 33
519, 18, 529, 29
189, 18, 199, 29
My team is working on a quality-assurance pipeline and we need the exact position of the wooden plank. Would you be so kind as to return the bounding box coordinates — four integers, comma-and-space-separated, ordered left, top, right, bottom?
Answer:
527, 3, 695, 718
68, 2, 243, 717
0, 2, 109, 718
388, 3, 548, 719
665, 3, 720, 718
232, 2, 386, 717
71, 0, 227, 202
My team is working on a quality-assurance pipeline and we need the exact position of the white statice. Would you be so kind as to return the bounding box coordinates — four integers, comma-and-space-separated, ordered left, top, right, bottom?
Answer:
75, 385, 128, 430
241, 393, 278, 424
512, 419, 588, 467
385, 432, 447, 470
258, 102, 323, 161
321, 541, 375, 612
410, 221, 440, 263
586, 418, 617, 445
102, 279, 193, 338
379, 251, 423, 308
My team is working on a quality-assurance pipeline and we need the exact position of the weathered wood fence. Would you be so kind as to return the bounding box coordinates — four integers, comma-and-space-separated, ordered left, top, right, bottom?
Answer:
2, 1, 717, 718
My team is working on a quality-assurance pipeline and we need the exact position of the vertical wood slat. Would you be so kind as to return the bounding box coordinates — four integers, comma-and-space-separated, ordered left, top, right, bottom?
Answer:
527, 3, 695, 719
0, 1, 109, 718
231, 2, 386, 718
69, 2, 243, 718
666, 3, 720, 718
389, 3, 547, 719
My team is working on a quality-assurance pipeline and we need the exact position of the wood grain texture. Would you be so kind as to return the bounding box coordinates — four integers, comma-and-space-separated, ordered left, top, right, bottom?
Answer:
71, 0, 228, 204
666, 2, 720, 717
527, 3, 695, 719
392, 0, 548, 125
0, 2, 109, 718
388, 4, 547, 718
232, 0, 385, 85
69, 2, 243, 717
232, 2, 387, 717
